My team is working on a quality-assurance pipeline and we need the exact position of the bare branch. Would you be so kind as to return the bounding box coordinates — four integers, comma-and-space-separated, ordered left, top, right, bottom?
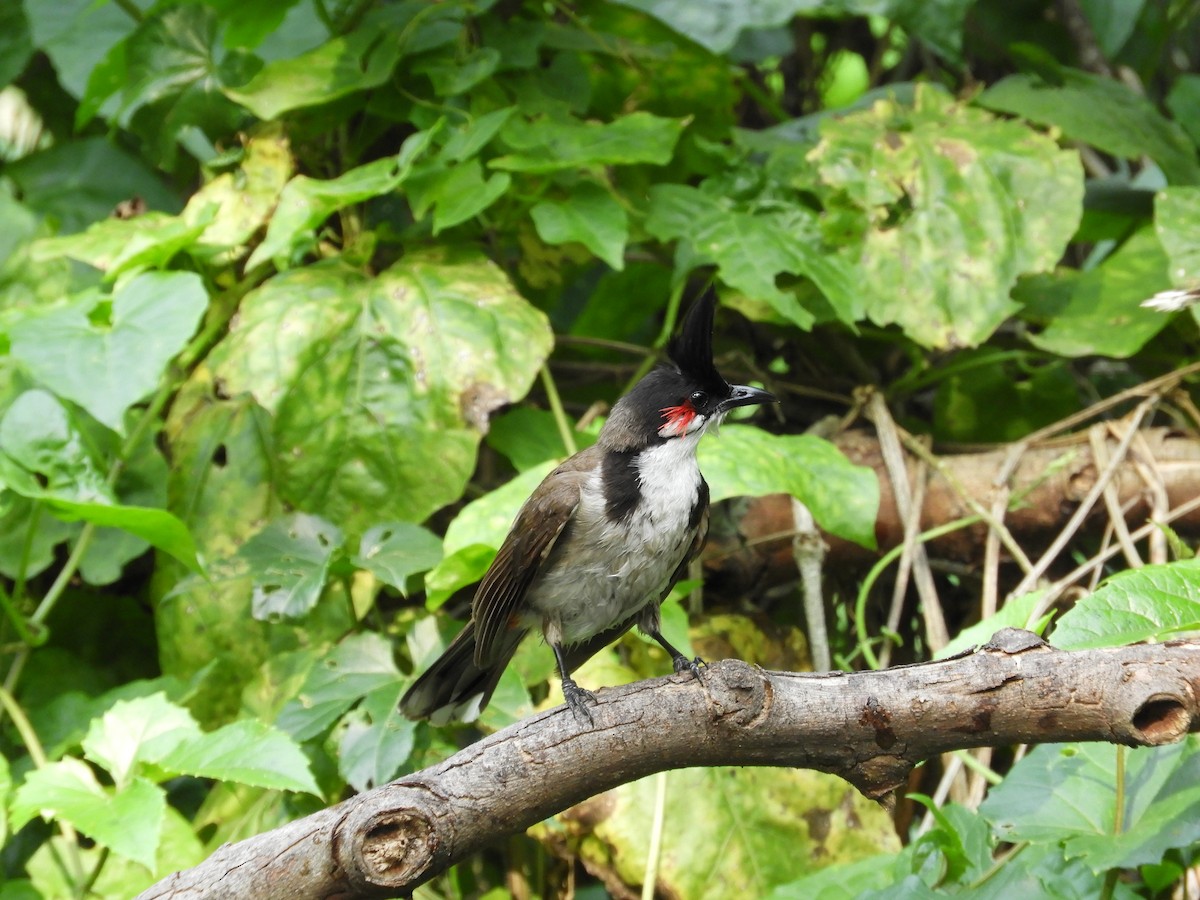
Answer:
140, 634, 1200, 900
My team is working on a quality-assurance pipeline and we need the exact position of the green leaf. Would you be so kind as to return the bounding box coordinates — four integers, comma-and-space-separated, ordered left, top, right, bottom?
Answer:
1155, 186, 1200, 287
8, 271, 208, 433
981, 739, 1200, 872
564, 767, 899, 898
23, 0, 134, 100
531, 182, 629, 270
491, 111, 687, 172
1018, 229, 1171, 358
0, 3, 33, 89
43, 499, 204, 576
334, 683, 415, 792
808, 84, 1083, 347
979, 70, 1200, 185
699, 426, 879, 549
352, 523, 443, 594
247, 128, 436, 270
239, 513, 343, 621
81, 693, 198, 788
157, 719, 320, 795
486, 407, 598, 472
277, 632, 403, 741
0, 390, 110, 502
645, 184, 860, 329
224, 27, 400, 119
3, 138, 181, 234
430, 162, 511, 235
200, 251, 552, 531
1051, 559, 1200, 650
11, 758, 165, 869
30, 210, 214, 277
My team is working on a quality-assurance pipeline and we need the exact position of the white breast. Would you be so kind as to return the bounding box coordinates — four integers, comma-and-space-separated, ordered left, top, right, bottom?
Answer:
525, 433, 704, 647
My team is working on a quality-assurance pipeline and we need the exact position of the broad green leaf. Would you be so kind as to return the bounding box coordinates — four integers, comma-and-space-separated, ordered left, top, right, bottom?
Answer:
423, 544, 500, 610
0, 5, 32, 90
430, 162, 511, 234
334, 683, 415, 792
491, 111, 687, 172
198, 251, 552, 531
183, 127, 294, 262
531, 182, 628, 270
764, 853, 895, 899
932, 355, 1079, 443
980, 70, 1200, 185
81, 693, 198, 788
352, 523, 443, 593
610, 0, 971, 60
699, 425, 879, 549
23, 0, 134, 100
808, 84, 1083, 347
3, 137, 181, 234
1167, 74, 1200, 148
8, 271, 208, 433
558, 767, 899, 899
644, 184, 860, 328
413, 46, 501, 96
103, 4, 250, 157
1051, 559, 1200, 650
30, 209, 214, 277
277, 632, 403, 741
43, 499, 203, 576
247, 128, 436, 270
1078, 0, 1144, 56
224, 27, 400, 119
157, 719, 320, 795
486, 407, 599, 472
239, 513, 343, 620
1155, 186, 1200, 287
11, 758, 165, 870
440, 107, 517, 162
1018, 229, 1171, 358
981, 739, 1200, 873
0, 390, 110, 502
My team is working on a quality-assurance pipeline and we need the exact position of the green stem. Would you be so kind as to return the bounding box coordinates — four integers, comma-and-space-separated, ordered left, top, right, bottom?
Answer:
967, 841, 1027, 889
11, 502, 41, 608
1099, 745, 1127, 898
0, 687, 87, 887
953, 748, 1003, 785
854, 514, 982, 669
642, 771, 669, 900
540, 365, 577, 456
0, 580, 45, 648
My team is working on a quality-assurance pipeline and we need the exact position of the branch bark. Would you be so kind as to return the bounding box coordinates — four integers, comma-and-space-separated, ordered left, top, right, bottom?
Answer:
140, 632, 1200, 900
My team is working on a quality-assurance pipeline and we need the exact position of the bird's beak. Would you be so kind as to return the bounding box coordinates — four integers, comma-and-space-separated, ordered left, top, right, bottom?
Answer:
720, 384, 776, 413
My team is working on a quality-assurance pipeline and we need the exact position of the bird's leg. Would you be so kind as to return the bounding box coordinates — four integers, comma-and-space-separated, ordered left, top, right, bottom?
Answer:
552, 642, 597, 725
646, 628, 706, 681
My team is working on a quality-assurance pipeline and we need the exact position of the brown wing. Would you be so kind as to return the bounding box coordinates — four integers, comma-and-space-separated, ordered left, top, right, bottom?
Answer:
472, 447, 599, 667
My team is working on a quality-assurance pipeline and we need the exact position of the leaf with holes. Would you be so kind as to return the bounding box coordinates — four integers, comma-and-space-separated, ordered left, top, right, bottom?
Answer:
239, 513, 344, 620
351, 522, 443, 594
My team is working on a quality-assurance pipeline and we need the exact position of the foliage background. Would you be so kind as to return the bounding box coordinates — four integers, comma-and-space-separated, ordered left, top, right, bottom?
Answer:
1, 0, 1199, 897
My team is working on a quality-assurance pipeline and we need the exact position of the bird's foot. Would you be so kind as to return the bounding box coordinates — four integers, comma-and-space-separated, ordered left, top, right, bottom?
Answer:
561, 677, 597, 725
672, 654, 707, 681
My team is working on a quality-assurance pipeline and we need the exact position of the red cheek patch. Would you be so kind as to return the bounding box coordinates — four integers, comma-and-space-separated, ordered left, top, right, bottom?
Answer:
659, 401, 696, 437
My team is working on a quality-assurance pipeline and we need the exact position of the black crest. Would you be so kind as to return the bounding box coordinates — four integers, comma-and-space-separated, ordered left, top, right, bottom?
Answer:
667, 294, 727, 392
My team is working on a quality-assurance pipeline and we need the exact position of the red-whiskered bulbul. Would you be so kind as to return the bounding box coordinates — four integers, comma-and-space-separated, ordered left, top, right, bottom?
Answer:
400, 295, 775, 724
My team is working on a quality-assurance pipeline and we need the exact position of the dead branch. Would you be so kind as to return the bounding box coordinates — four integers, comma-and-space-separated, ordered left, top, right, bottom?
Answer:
139, 632, 1200, 900
709, 427, 1200, 593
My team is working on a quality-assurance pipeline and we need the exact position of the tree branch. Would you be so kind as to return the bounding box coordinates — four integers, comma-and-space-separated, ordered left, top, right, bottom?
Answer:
139, 632, 1200, 900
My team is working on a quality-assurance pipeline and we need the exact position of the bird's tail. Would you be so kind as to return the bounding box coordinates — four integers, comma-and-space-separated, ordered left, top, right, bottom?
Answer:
399, 621, 527, 725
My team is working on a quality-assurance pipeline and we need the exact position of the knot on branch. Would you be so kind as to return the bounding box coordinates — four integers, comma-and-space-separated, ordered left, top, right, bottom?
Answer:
336, 790, 441, 891
1131, 694, 1193, 744
980, 628, 1050, 654
703, 659, 773, 728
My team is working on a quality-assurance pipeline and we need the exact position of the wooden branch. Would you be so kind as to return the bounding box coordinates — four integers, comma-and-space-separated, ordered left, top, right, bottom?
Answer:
708, 427, 1200, 593
140, 632, 1200, 900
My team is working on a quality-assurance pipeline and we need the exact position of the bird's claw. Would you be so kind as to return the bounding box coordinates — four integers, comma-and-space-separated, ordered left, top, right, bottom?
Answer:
672, 654, 707, 680
562, 678, 597, 725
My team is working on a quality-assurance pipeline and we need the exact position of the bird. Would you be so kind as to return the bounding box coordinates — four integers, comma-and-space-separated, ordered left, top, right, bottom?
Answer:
400, 295, 775, 725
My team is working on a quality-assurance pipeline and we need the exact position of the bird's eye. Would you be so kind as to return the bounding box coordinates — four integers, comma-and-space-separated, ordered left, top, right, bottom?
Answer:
689, 390, 708, 407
